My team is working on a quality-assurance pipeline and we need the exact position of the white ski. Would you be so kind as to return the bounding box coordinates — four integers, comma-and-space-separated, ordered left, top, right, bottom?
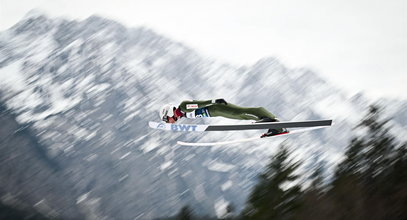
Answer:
149, 119, 332, 132
176, 126, 328, 146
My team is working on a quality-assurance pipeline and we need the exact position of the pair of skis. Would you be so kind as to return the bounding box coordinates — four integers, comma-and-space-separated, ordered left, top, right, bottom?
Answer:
148, 119, 332, 146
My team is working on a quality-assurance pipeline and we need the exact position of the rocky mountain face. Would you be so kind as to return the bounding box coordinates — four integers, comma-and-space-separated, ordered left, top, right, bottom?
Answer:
0, 13, 405, 219
0, 102, 85, 219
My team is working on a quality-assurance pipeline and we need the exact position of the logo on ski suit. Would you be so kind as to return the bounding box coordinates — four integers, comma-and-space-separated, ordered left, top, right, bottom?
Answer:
186, 107, 210, 119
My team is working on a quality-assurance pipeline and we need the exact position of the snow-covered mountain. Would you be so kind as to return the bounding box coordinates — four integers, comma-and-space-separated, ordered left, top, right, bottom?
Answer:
1, 13, 406, 219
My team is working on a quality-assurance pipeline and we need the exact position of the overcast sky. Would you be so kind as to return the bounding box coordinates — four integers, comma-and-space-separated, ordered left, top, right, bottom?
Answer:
1, 0, 406, 99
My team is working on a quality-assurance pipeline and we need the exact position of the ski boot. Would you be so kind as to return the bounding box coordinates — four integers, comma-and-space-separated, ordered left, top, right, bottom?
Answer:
260, 127, 289, 138
255, 117, 289, 138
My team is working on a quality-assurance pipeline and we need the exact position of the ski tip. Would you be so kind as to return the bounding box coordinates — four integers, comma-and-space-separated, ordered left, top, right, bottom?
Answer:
177, 141, 188, 146
177, 141, 209, 146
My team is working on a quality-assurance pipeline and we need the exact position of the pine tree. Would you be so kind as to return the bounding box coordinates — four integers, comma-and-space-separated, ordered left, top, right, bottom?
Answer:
308, 155, 327, 192
359, 105, 396, 180
335, 105, 397, 182
243, 145, 302, 220
176, 205, 193, 220
330, 104, 405, 219
381, 141, 407, 219
224, 203, 236, 220
335, 137, 365, 177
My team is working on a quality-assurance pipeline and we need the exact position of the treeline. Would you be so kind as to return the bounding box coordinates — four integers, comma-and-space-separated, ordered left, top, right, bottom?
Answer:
162, 105, 407, 220
0, 202, 53, 220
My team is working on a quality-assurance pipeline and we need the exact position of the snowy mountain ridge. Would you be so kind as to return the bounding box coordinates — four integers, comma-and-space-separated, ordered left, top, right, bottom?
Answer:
0, 13, 406, 219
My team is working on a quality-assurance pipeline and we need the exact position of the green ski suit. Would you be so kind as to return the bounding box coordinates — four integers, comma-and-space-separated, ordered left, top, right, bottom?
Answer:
178, 100, 276, 121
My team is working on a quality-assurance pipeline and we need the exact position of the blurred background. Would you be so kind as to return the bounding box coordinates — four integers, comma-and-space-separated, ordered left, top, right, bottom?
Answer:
0, 1, 406, 219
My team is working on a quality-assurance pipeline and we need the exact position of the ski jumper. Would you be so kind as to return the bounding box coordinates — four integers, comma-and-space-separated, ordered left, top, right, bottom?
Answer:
178, 100, 276, 121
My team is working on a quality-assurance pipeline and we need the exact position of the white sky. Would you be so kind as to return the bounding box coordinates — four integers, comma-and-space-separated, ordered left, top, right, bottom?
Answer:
1, 0, 406, 99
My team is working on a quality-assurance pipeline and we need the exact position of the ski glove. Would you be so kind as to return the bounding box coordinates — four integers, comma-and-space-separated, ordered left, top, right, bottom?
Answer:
213, 99, 227, 105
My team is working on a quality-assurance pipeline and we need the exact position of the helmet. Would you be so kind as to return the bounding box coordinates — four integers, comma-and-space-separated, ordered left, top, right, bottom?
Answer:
159, 104, 177, 122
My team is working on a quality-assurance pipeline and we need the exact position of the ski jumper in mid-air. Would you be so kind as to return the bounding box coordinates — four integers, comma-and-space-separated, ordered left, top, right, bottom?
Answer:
159, 99, 288, 137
